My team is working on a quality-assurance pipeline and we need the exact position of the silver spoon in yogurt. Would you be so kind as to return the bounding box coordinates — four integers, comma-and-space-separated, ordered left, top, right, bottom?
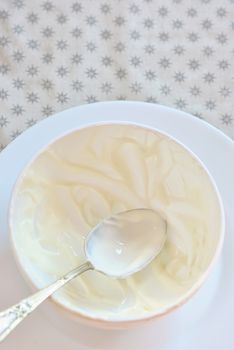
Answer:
0, 208, 166, 342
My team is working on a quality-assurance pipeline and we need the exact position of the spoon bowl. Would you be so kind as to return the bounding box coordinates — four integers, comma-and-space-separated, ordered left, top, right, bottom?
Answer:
85, 209, 167, 278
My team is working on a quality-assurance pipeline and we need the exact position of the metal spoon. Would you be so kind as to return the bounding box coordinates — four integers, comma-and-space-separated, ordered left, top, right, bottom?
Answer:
0, 208, 167, 342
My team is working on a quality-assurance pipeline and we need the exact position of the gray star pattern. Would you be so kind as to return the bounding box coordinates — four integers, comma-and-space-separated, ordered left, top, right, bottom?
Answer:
27, 39, 39, 50
0, 36, 10, 47
114, 16, 126, 27
72, 80, 84, 92
56, 40, 68, 50
145, 70, 156, 81
42, 105, 54, 116
13, 25, 24, 35
0, 0, 233, 151
102, 56, 113, 67
190, 86, 201, 97
0, 64, 10, 75
130, 56, 142, 67
0, 116, 8, 127
27, 92, 39, 104
72, 3, 82, 13
42, 26, 54, 38
56, 66, 69, 78
0, 89, 9, 100
0, 10, 9, 20
130, 82, 142, 94
158, 6, 168, 17
12, 50, 25, 63
188, 59, 200, 71
159, 58, 171, 69
13, 79, 25, 90
57, 92, 69, 104
160, 85, 171, 96
101, 4, 111, 14
11, 104, 25, 116
71, 27, 82, 38
174, 45, 185, 55
41, 79, 53, 90
26, 65, 39, 77
145, 45, 155, 55
116, 68, 127, 80
115, 42, 125, 52
101, 82, 113, 94
71, 53, 83, 65
26, 118, 37, 127
27, 13, 39, 24
42, 1, 54, 12
42, 53, 54, 64
86, 68, 98, 79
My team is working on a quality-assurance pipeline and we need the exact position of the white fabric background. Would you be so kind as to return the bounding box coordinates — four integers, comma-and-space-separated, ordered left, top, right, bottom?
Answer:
0, 0, 234, 151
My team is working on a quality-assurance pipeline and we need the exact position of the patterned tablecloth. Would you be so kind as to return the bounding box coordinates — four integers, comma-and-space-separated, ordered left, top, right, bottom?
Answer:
0, 0, 234, 151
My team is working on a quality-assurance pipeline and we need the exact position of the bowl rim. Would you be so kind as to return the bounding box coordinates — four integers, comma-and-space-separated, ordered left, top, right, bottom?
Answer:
8, 120, 225, 325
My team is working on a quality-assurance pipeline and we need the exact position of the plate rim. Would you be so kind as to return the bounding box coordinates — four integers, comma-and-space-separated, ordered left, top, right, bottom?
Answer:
0, 101, 234, 349
1, 101, 234, 159
8, 116, 226, 323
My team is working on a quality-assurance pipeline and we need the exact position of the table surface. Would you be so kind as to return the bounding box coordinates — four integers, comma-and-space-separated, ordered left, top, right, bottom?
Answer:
0, 0, 234, 150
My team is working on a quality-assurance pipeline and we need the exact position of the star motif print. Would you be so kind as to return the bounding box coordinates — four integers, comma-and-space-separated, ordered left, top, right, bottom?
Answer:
0, 0, 234, 151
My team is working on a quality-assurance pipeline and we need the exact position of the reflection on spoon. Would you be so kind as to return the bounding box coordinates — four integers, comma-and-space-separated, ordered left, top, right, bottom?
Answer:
0, 208, 167, 342
86, 209, 167, 278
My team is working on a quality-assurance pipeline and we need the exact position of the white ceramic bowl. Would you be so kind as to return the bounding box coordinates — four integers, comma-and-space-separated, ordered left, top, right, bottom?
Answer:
9, 121, 225, 329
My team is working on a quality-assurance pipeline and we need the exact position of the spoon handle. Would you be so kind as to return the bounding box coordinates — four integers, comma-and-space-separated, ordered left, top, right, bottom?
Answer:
0, 261, 92, 342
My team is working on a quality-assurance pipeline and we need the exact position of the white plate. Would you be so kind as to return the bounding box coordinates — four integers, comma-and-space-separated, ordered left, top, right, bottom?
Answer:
0, 101, 233, 349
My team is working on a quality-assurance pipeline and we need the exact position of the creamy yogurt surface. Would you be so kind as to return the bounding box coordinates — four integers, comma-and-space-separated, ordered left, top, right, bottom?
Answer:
12, 124, 221, 320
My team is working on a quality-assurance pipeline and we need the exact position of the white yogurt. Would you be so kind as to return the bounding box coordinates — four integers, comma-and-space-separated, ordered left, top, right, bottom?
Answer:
12, 124, 221, 319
